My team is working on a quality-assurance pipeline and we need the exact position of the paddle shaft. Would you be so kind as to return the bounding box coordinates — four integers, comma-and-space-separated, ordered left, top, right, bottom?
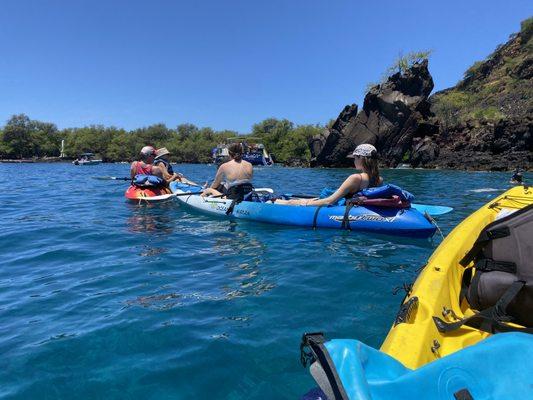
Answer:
93, 176, 131, 181
173, 191, 206, 197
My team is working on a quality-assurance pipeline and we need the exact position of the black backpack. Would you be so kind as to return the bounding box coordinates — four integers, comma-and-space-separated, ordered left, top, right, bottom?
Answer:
434, 204, 533, 334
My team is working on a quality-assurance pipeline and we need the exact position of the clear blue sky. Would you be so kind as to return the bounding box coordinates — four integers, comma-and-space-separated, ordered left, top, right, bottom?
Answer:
0, 0, 531, 133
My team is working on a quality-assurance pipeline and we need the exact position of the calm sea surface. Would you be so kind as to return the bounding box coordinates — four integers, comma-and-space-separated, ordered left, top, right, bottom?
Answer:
0, 163, 525, 399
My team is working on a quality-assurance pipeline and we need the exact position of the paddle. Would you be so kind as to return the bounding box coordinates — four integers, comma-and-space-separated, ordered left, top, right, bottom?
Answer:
93, 176, 131, 181
94, 176, 204, 189
411, 204, 453, 216
171, 191, 206, 197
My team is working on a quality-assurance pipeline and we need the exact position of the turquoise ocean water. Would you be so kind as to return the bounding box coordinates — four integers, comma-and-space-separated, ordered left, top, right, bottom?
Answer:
1, 163, 525, 399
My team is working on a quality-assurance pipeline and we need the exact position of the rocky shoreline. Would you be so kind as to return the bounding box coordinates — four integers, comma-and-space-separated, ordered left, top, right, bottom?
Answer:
309, 20, 532, 172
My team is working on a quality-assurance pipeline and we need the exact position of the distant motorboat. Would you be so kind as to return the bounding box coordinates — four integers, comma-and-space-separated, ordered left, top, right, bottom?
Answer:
73, 153, 102, 165
212, 139, 274, 166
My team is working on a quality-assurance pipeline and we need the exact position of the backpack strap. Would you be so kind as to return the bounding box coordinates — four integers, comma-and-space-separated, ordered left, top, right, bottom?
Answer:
459, 267, 474, 305
433, 280, 533, 334
474, 258, 517, 274
460, 227, 511, 267
341, 203, 355, 230
225, 183, 254, 215
312, 206, 323, 230
299, 333, 349, 400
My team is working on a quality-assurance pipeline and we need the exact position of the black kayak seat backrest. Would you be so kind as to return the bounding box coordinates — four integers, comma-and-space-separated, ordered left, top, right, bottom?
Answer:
225, 183, 254, 201
462, 203, 533, 327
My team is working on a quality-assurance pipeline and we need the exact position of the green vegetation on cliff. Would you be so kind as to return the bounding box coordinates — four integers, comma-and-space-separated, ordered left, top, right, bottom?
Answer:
432, 16, 533, 127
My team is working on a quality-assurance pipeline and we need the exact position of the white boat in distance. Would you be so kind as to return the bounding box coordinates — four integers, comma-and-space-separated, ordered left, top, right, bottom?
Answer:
72, 153, 102, 165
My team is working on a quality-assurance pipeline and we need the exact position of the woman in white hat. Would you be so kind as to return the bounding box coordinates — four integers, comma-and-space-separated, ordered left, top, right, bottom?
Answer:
276, 143, 383, 206
154, 147, 198, 186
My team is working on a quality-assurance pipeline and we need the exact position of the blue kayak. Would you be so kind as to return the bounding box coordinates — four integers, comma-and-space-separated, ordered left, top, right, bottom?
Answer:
300, 333, 533, 400
169, 182, 437, 238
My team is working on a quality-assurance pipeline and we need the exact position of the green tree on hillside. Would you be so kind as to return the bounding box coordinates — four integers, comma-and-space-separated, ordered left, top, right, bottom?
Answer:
252, 118, 322, 163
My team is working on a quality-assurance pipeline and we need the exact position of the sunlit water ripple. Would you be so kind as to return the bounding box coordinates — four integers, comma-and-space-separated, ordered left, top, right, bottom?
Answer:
0, 163, 524, 398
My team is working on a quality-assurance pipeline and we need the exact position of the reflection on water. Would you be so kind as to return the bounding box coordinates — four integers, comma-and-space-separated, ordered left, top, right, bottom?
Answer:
214, 226, 276, 300
125, 293, 182, 310
125, 203, 175, 234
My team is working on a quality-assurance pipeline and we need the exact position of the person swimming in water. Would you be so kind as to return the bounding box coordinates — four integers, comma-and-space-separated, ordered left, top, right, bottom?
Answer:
201, 143, 254, 200
130, 146, 164, 180
154, 147, 199, 186
275, 143, 383, 206
510, 168, 524, 184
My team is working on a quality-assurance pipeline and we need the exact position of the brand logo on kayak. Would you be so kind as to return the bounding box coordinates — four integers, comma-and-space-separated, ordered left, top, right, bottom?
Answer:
215, 204, 228, 212
329, 215, 395, 223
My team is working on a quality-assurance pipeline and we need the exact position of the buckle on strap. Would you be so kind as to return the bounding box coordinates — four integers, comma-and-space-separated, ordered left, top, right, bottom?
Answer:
300, 332, 325, 367
433, 280, 527, 334
474, 258, 517, 273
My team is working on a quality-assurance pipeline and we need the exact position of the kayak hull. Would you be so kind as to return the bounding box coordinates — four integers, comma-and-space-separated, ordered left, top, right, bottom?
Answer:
125, 185, 173, 202
170, 182, 437, 238
303, 333, 533, 400
380, 185, 533, 368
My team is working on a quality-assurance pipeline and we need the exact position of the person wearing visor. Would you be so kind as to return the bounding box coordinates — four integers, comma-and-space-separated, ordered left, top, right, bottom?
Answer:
130, 146, 164, 179
154, 147, 198, 186
275, 143, 383, 206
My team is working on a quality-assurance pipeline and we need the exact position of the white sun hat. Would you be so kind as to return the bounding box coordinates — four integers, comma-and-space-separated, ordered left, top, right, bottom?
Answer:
347, 143, 378, 158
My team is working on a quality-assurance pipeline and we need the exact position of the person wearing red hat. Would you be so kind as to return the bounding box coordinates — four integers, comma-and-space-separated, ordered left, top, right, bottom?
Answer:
276, 143, 383, 206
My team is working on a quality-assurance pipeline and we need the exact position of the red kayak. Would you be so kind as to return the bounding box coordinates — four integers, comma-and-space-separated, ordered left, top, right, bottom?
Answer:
124, 185, 174, 203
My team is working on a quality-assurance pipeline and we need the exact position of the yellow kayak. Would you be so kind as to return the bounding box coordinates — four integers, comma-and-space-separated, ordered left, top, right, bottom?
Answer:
380, 185, 533, 369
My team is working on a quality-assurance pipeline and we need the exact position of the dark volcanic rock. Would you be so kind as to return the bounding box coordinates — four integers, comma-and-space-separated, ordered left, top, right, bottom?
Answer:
411, 137, 440, 167
424, 117, 533, 170
310, 60, 438, 167
427, 19, 533, 171
311, 19, 532, 171
284, 157, 310, 167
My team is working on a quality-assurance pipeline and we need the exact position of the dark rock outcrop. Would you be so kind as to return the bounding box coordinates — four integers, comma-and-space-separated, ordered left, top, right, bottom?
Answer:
310, 60, 438, 167
310, 17, 532, 171
422, 117, 532, 171
427, 18, 533, 171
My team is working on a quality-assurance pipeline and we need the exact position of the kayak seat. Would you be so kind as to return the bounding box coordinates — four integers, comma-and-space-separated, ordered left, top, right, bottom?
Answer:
225, 183, 254, 202
320, 184, 415, 208
463, 204, 533, 328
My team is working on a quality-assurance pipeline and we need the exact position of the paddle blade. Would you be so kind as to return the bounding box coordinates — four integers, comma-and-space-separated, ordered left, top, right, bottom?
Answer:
412, 203, 453, 216
254, 188, 274, 194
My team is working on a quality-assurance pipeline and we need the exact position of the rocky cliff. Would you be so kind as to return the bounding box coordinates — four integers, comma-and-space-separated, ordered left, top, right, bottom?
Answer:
310, 60, 438, 167
310, 17, 532, 170
428, 17, 532, 170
